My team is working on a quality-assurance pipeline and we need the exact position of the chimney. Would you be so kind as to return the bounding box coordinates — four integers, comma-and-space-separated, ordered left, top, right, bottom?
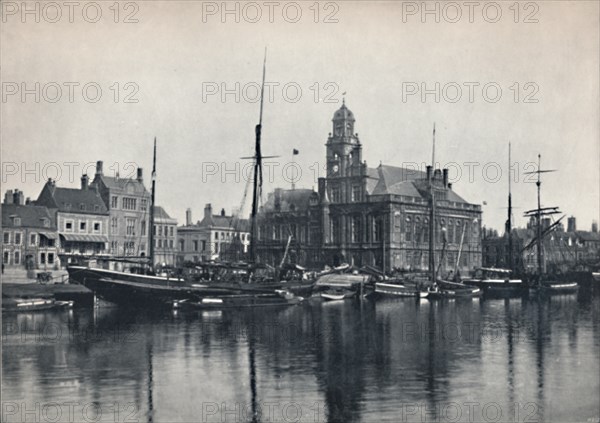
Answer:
220, 208, 226, 217
567, 216, 577, 232
274, 188, 283, 210
96, 160, 104, 176
442, 168, 449, 187
426, 165, 432, 180
592, 221, 598, 233
447, 183, 452, 190
4, 190, 14, 204
13, 190, 24, 206
204, 203, 213, 219
186, 208, 192, 226
137, 168, 143, 183
81, 174, 89, 190
26, 197, 30, 205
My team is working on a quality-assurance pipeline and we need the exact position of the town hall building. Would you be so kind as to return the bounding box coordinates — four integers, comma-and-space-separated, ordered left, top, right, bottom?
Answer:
256, 102, 483, 273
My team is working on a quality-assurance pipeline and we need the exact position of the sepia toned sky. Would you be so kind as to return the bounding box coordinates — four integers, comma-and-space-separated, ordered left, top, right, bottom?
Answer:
2, 1, 599, 231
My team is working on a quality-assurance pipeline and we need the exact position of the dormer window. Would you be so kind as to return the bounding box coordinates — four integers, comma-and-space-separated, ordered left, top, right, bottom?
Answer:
12, 217, 21, 226
80, 203, 85, 211
42, 218, 50, 228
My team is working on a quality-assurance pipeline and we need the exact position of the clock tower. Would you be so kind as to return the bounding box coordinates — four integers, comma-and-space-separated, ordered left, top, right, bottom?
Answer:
323, 101, 367, 204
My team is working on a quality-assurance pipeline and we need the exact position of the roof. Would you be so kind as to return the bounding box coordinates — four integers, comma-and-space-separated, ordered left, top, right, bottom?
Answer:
198, 213, 250, 231
575, 231, 600, 242
332, 102, 355, 122
92, 175, 149, 195
36, 182, 108, 215
369, 164, 471, 204
262, 189, 315, 213
1, 204, 56, 229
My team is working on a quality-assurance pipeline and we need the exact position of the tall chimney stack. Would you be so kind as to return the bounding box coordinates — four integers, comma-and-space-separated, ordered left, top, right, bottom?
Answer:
426, 165, 432, 180
4, 190, 14, 204
442, 168, 449, 188
137, 168, 143, 183
204, 203, 213, 220
96, 161, 104, 176
567, 216, 577, 232
81, 174, 89, 190
13, 190, 24, 206
186, 208, 192, 226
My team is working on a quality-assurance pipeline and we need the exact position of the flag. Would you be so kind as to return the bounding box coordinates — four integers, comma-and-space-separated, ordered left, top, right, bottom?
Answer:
293, 149, 299, 155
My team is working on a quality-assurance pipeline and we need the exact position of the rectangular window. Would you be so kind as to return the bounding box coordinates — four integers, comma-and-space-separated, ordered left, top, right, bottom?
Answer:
140, 199, 148, 211
179, 239, 184, 252
331, 186, 340, 203
122, 197, 137, 210
158, 239, 163, 248
158, 226, 163, 236
352, 185, 361, 202
169, 240, 173, 248
373, 218, 382, 243
30, 234, 37, 246
170, 227, 174, 237
40, 252, 46, 264
13, 217, 21, 226
43, 218, 50, 228
126, 218, 136, 236
3, 251, 9, 264
65, 221, 73, 231
80, 221, 87, 231
110, 217, 118, 234
14, 233, 21, 245
405, 217, 412, 242
111, 196, 118, 208
14, 251, 20, 265
141, 221, 146, 236
352, 216, 361, 243
202, 240, 206, 251
193, 240, 198, 252
94, 222, 101, 232
48, 253, 54, 264
3, 232, 9, 244
332, 218, 340, 244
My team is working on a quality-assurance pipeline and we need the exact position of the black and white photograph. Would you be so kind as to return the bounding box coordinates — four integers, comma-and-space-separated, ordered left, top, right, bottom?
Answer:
1, 1, 599, 422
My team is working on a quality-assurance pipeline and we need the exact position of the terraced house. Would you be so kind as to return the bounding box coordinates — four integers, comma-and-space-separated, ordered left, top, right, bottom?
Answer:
2, 189, 59, 270
35, 177, 110, 265
89, 161, 151, 263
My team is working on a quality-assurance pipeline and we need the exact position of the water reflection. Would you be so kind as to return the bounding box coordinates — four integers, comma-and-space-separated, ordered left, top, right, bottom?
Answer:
2, 295, 599, 422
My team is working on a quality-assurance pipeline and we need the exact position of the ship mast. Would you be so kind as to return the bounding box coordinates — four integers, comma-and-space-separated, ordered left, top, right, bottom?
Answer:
149, 137, 157, 268
429, 124, 436, 285
507, 142, 513, 271
536, 154, 542, 280
249, 49, 267, 263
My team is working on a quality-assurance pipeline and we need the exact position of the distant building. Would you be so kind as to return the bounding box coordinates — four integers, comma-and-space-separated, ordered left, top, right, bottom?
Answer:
153, 206, 178, 266
177, 204, 249, 264
483, 225, 600, 273
256, 103, 483, 272
36, 177, 110, 266
90, 161, 150, 260
2, 189, 59, 270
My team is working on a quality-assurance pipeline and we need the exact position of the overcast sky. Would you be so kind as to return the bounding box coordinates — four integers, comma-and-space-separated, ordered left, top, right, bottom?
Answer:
2, 1, 599, 231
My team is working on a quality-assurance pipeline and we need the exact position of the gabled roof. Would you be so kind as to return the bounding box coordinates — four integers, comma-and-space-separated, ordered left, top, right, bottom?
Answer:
198, 213, 250, 231
371, 164, 426, 196
1, 204, 56, 229
262, 189, 315, 213
153, 205, 172, 219
36, 181, 108, 215
92, 175, 149, 195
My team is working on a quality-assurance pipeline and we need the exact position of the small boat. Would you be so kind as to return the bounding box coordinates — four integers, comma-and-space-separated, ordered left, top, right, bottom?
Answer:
320, 288, 356, 301
530, 281, 579, 295
2, 297, 74, 312
427, 281, 482, 299
463, 267, 526, 297
374, 281, 428, 298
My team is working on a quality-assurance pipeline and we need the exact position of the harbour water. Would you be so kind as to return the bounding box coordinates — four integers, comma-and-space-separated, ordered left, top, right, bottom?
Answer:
2, 295, 599, 422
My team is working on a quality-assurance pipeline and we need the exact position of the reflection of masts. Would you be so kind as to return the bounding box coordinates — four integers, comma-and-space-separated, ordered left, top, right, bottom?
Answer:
147, 342, 154, 422
248, 324, 258, 423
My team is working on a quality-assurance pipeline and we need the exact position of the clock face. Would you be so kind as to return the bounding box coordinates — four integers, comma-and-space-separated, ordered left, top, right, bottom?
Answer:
332, 164, 339, 173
